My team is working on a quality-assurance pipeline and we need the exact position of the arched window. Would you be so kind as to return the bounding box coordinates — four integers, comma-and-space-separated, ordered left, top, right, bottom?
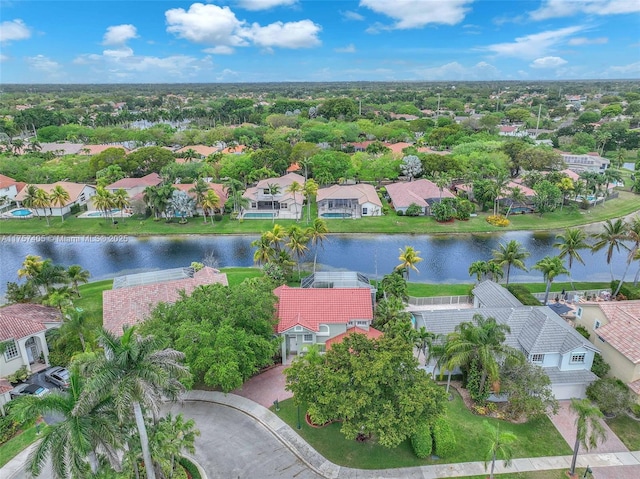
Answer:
317, 324, 330, 336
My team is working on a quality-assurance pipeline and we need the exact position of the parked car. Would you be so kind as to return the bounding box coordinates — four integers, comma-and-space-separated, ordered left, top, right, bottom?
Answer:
44, 367, 71, 389
10, 383, 50, 398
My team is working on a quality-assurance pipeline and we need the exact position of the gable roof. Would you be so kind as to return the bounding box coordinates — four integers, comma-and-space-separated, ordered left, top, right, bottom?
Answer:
175, 145, 220, 157
255, 173, 305, 190
316, 184, 382, 207
103, 267, 228, 335
15, 182, 95, 206
274, 286, 373, 333
80, 145, 128, 155
106, 173, 163, 190
172, 182, 228, 203
473, 281, 523, 308
0, 304, 62, 341
386, 179, 455, 208
325, 326, 383, 350
0, 174, 17, 189
594, 301, 640, 364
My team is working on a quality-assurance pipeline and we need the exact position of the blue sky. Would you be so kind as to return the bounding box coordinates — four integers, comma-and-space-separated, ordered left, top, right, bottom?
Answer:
1, 0, 639, 83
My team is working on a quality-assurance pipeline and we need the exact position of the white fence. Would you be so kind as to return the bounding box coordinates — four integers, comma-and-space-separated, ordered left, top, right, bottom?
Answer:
531, 289, 611, 302
408, 295, 473, 306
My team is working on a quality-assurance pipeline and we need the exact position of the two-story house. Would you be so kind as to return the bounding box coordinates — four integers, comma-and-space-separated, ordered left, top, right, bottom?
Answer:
574, 300, 640, 403
15, 182, 96, 217
242, 172, 305, 220
316, 184, 382, 219
414, 281, 599, 400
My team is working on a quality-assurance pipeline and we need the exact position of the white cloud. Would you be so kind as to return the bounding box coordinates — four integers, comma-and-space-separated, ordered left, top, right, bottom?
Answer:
165, 3, 249, 49
609, 61, 640, 75
483, 26, 585, 59
0, 19, 31, 43
413, 61, 500, 80
0, 53, 8, 62
334, 43, 356, 53
202, 46, 235, 55
360, 0, 473, 29
25, 54, 62, 74
102, 24, 138, 46
236, 0, 297, 10
530, 56, 568, 69
246, 20, 321, 49
567, 36, 608, 46
342, 10, 365, 21
530, 0, 640, 20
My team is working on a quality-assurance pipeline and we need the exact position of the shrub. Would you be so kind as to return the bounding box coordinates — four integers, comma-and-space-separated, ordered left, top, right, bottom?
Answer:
591, 353, 610, 378
0, 415, 19, 445
486, 215, 510, 227
586, 378, 633, 416
405, 203, 423, 216
575, 325, 590, 339
382, 205, 390, 215
454, 199, 474, 220
431, 416, 456, 457
610, 280, 640, 299
632, 404, 640, 419
396, 209, 405, 216
213, 214, 223, 222
431, 201, 454, 222
467, 358, 489, 403
179, 457, 202, 479
411, 422, 433, 458
7, 365, 29, 384
507, 285, 542, 306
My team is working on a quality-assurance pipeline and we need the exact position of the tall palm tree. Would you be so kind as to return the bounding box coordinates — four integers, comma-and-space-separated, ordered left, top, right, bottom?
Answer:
222, 178, 244, 214
468, 260, 489, 282
302, 178, 318, 224
92, 187, 116, 223
591, 218, 629, 281
189, 179, 209, 221
397, 246, 423, 280
413, 327, 437, 361
554, 228, 590, 289
49, 185, 70, 222
286, 225, 309, 279
285, 180, 304, 221
491, 173, 510, 216
266, 224, 286, 252
568, 398, 607, 476
613, 216, 640, 296
201, 189, 220, 224
66, 265, 90, 296
444, 314, 522, 395
251, 233, 275, 265
21, 185, 42, 220
33, 188, 52, 226
267, 182, 281, 223
143, 186, 161, 219
33, 260, 68, 295
306, 218, 329, 273
75, 327, 190, 479
11, 371, 120, 478
18, 254, 45, 281
533, 256, 569, 305
505, 186, 526, 218
486, 261, 505, 283
492, 240, 530, 286
112, 188, 130, 223
483, 421, 517, 479
55, 307, 93, 352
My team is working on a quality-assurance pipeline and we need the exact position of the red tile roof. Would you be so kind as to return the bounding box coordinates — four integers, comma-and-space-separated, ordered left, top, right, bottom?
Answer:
106, 173, 162, 190
0, 378, 12, 395
172, 182, 228, 204
15, 182, 94, 206
274, 286, 373, 333
0, 304, 62, 341
316, 184, 382, 207
175, 145, 220, 157
325, 326, 383, 350
103, 267, 228, 335
596, 301, 640, 364
386, 179, 454, 209
0, 174, 17, 189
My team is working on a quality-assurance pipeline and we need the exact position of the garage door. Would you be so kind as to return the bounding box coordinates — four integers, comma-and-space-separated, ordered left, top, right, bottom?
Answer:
552, 383, 586, 400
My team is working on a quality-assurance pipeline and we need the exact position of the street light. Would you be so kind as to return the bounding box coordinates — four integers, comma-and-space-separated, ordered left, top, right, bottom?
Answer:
583, 466, 592, 478
297, 403, 301, 430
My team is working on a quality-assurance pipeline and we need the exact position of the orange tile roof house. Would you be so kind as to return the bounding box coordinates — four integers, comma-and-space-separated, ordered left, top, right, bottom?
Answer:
0, 304, 62, 407
103, 266, 228, 335
15, 181, 96, 217
175, 145, 221, 159
0, 174, 21, 201
325, 326, 383, 351
386, 179, 455, 215
574, 300, 640, 402
242, 172, 305, 220
316, 183, 382, 219
172, 182, 228, 209
105, 173, 163, 198
274, 285, 374, 363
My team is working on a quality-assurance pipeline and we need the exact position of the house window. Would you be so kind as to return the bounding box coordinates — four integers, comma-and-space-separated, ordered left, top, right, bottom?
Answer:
597, 335, 606, 343
303, 334, 313, 343
531, 354, 544, 363
263, 189, 270, 195
317, 325, 330, 337
570, 353, 586, 364
594, 320, 601, 330
356, 320, 368, 326
576, 307, 583, 318
251, 202, 257, 209
280, 203, 288, 209
3, 340, 19, 361
294, 326, 303, 332
362, 207, 368, 215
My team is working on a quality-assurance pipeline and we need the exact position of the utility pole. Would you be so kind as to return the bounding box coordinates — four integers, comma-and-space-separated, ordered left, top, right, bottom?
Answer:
436, 93, 440, 119
535, 103, 542, 137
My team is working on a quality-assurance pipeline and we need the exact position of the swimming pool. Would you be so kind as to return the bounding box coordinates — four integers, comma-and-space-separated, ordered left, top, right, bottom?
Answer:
243, 212, 275, 219
10, 208, 32, 217
86, 209, 120, 217
321, 212, 352, 218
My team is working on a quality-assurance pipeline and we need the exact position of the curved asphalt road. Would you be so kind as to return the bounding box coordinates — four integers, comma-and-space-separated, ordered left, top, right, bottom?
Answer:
163, 401, 323, 479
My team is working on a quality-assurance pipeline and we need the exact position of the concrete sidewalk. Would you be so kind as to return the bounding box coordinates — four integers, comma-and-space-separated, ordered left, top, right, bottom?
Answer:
183, 390, 640, 479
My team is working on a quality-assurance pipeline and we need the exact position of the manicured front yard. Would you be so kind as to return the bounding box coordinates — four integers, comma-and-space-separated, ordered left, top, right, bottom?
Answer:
406, 282, 610, 298
272, 390, 571, 469
0, 425, 45, 468
456, 471, 587, 479
606, 414, 640, 451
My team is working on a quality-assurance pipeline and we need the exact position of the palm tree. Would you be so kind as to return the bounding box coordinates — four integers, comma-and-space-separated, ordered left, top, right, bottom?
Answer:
146, 413, 200, 478
44, 288, 73, 313
33, 188, 52, 226
251, 233, 275, 265
266, 224, 286, 252
469, 260, 489, 282
56, 307, 92, 352
75, 327, 190, 479
533, 256, 569, 305
222, 178, 244, 214
189, 179, 209, 221
302, 178, 318, 224
285, 181, 304, 221
505, 186, 526, 218
92, 187, 116, 224
554, 228, 590, 289
397, 246, 423, 280
267, 182, 281, 223
306, 218, 329, 273
492, 240, 530, 286
66, 265, 90, 296
201, 189, 220, 224
286, 225, 309, 279
444, 314, 523, 395
112, 188, 130, 223
21, 185, 42, 220
11, 371, 120, 478
18, 254, 45, 281
612, 216, 640, 296
33, 260, 68, 295
486, 261, 505, 283
433, 172, 450, 202
568, 398, 607, 476
591, 218, 629, 281
491, 173, 510, 216
483, 421, 517, 479
413, 326, 437, 361
143, 186, 161, 219
49, 185, 70, 222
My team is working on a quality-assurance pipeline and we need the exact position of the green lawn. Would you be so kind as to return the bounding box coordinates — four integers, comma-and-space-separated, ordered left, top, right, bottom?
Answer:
76, 279, 112, 324
455, 471, 587, 479
0, 425, 45, 468
1, 190, 638, 236
407, 282, 610, 298
272, 390, 571, 469
606, 414, 640, 450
